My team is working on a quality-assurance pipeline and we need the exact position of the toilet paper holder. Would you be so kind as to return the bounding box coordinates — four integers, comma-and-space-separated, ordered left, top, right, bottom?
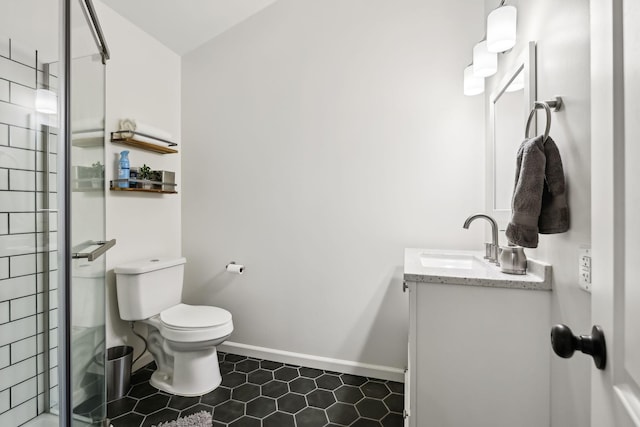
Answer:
226, 261, 245, 274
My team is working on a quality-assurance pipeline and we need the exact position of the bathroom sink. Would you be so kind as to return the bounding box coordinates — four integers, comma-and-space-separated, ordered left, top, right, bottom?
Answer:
404, 248, 552, 291
419, 253, 476, 269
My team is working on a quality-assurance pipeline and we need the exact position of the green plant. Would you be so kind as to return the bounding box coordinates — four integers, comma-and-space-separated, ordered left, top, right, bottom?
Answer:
139, 164, 152, 180
90, 161, 104, 179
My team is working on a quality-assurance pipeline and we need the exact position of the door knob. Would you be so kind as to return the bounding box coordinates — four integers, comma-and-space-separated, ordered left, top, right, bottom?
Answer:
550, 324, 606, 370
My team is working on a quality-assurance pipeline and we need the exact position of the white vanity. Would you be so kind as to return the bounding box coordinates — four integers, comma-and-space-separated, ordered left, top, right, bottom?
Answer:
403, 248, 551, 427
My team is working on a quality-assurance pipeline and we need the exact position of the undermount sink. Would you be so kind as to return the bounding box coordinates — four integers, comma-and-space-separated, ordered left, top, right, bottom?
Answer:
419, 253, 476, 269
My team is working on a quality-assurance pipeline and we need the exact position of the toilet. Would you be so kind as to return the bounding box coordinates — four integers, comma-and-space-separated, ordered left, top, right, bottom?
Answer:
114, 257, 233, 397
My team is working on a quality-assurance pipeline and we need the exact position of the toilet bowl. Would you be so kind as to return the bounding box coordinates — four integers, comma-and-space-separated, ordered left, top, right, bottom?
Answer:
114, 258, 233, 396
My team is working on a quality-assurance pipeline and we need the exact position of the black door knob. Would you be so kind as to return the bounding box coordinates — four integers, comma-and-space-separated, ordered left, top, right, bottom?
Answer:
550, 324, 606, 370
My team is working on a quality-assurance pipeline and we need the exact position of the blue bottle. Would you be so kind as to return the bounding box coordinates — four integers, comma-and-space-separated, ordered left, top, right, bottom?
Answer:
118, 150, 130, 188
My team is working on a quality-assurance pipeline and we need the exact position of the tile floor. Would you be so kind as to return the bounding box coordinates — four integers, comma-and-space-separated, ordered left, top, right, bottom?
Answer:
108, 352, 404, 427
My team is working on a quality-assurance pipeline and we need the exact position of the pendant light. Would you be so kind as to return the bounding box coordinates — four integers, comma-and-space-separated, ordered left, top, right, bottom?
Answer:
464, 65, 484, 96
487, 3, 517, 53
472, 41, 497, 77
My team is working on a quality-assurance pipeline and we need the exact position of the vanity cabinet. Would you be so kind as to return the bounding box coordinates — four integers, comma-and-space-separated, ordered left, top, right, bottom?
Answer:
404, 249, 551, 427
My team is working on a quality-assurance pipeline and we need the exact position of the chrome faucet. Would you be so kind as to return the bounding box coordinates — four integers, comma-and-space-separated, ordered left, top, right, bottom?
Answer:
463, 214, 500, 265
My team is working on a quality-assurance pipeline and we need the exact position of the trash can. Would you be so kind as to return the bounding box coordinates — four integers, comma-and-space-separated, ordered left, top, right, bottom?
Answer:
106, 346, 133, 400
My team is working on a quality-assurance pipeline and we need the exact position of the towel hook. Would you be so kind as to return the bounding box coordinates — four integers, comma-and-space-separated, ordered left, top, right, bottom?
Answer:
525, 96, 563, 143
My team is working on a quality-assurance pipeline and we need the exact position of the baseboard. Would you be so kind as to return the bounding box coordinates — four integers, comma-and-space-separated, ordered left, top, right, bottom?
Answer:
218, 341, 405, 383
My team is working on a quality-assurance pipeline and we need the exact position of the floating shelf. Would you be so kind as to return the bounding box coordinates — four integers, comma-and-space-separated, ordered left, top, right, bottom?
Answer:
110, 130, 178, 154
110, 187, 177, 194
110, 178, 178, 194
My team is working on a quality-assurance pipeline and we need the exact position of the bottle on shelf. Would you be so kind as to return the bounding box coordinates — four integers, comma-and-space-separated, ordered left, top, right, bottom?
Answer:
118, 150, 130, 188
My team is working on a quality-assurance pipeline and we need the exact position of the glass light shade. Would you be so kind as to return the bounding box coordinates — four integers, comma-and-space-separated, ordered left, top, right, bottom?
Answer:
464, 65, 484, 96
35, 89, 58, 114
505, 71, 525, 92
472, 41, 497, 77
487, 5, 517, 53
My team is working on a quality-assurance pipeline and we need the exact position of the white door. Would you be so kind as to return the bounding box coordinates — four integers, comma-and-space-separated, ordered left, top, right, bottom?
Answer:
591, 0, 640, 425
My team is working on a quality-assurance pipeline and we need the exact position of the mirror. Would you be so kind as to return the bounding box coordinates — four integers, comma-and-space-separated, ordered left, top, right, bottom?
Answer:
487, 41, 536, 228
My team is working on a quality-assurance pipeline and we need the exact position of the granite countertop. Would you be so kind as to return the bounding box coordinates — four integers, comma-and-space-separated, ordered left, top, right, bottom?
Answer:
404, 248, 552, 291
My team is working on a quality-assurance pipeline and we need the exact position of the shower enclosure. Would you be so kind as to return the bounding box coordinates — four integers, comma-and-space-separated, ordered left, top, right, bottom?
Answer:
0, 0, 110, 425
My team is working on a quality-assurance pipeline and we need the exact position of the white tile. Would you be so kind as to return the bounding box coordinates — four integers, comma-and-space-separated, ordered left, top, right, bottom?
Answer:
36, 231, 56, 253
0, 101, 34, 131
0, 191, 35, 213
0, 234, 35, 258
0, 57, 35, 89
0, 302, 7, 324
0, 79, 8, 102
0, 168, 7, 190
0, 124, 8, 146
9, 254, 35, 278
35, 212, 57, 232
10, 40, 36, 68
48, 385, 58, 407
9, 83, 35, 110
0, 356, 35, 390
11, 377, 36, 407
0, 389, 8, 413
0, 346, 8, 369
9, 169, 35, 192
10, 295, 36, 321
10, 336, 36, 364
0, 274, 36, 303
0, 257, 8, 278
49, 328, 57, 349
0, 397, 37, 426
0, 35, 9, 58
9, 214, 36, 234
0, 146, 36, 171
49, 366, 57, 387
35, 171, 56, 192
9, 126, 38, 151
35, 152, 56, 173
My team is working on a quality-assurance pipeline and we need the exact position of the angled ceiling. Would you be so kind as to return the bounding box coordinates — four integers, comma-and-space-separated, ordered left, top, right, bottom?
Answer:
102, 0, 277, 55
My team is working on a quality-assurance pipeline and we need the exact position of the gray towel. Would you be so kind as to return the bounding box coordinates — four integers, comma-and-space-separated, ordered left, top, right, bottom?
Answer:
506, 136, 545, 248
539, 137, 569, 233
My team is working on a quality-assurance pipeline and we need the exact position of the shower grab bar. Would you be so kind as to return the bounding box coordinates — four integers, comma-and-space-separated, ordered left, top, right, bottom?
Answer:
81, 0, 110, 64
72, 239, 116, 261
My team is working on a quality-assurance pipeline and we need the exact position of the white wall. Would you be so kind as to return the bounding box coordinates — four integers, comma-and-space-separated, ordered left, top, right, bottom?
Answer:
483, 1, 592, 426
95, 1, 182, 364
181, 0, 486, 374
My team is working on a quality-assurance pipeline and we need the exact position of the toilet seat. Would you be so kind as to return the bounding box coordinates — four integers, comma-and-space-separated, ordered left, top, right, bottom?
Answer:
149, 304, 233, 343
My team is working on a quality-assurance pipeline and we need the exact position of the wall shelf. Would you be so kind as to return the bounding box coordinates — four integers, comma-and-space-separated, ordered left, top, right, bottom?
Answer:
110, 130, 178, 154
110, 187, 177, 194
110, 178, 178, 194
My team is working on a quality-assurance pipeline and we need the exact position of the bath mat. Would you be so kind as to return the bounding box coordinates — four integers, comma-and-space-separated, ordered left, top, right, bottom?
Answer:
152, 411, 212, 427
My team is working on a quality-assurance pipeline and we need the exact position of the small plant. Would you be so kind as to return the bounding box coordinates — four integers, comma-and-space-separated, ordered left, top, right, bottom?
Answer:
139, 164, 152, 180
90, 161, 104, 179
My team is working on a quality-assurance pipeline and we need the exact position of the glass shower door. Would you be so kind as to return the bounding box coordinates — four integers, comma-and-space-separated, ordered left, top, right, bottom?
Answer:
64, 0, 109, 424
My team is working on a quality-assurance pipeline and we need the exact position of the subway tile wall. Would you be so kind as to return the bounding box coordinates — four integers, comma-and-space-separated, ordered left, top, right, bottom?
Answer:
0, 35, 59, 425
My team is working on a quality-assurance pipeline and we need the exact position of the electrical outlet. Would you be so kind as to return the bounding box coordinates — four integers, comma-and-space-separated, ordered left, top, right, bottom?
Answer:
579, 246, 591, 293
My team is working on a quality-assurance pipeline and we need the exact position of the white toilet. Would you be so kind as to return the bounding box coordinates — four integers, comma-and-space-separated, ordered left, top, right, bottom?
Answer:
114, 257, 233, 397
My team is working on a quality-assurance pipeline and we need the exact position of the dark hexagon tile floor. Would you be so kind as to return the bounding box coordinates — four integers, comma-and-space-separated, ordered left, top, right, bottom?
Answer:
108, 352, 404, 427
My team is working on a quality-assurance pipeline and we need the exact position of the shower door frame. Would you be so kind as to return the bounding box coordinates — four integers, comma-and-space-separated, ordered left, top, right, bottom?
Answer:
58, 0, 110, 425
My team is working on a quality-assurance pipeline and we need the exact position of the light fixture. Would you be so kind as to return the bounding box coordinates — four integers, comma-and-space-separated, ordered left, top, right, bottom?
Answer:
487, 3, 517, 53
35, 89, 57, 114
472, 40, 497, 77
464, 65, 484, 96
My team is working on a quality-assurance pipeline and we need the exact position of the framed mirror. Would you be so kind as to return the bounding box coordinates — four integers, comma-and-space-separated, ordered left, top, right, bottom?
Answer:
487, 41, 536, 229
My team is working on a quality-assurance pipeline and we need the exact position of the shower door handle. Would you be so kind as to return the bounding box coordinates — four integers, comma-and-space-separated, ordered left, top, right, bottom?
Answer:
72, 239, 116, 261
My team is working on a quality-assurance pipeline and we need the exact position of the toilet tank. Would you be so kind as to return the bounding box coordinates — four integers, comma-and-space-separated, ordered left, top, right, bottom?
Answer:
114, 257, 186, 321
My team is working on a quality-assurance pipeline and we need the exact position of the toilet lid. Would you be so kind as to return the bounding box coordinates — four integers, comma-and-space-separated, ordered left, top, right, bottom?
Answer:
160, 304, 232, 329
